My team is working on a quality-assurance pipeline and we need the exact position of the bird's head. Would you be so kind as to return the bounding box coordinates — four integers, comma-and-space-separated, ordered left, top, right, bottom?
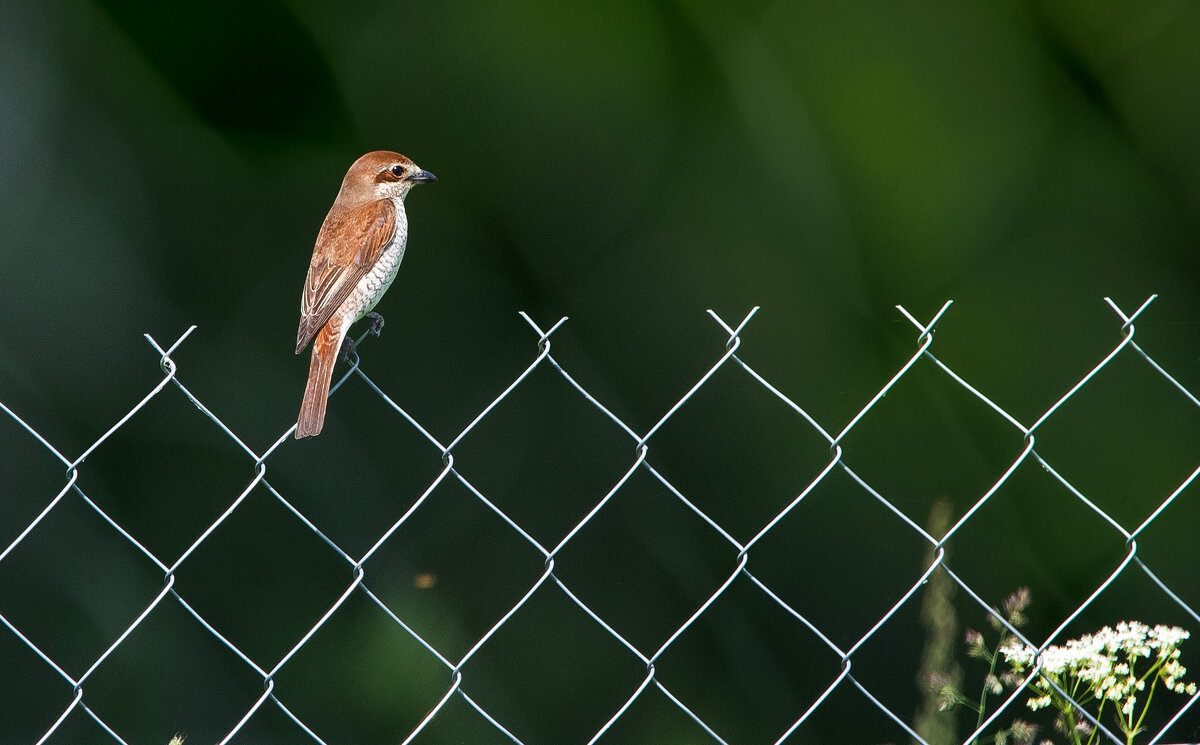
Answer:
340, 150, 436, 205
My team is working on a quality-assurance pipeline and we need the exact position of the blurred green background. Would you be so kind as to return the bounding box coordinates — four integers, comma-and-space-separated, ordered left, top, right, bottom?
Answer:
3, 0, 1200, 743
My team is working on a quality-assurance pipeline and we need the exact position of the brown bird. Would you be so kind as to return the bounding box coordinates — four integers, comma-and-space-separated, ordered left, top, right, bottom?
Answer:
294, 151, 436, 438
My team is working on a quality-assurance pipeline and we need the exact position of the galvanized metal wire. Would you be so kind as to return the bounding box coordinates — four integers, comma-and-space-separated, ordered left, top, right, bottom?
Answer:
2, 296, 1198, 744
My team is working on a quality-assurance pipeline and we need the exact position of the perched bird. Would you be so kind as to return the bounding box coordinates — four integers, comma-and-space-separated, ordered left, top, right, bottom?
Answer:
294, 151, 436, 438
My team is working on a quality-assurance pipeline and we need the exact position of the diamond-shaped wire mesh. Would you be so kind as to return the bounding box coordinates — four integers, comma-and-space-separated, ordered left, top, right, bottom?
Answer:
2, 297, 1199, 744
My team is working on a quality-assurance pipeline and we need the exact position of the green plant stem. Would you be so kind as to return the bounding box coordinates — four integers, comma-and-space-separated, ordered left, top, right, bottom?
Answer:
1089, 697, 1105, 745
1060, 701, 1082, 745
1128, 672, 1160, 742
972, 645, 1003, 743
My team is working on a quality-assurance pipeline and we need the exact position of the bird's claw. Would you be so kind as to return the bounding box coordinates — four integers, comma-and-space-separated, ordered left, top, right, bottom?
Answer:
339, 336, 359, 364
365, 312, 385, 337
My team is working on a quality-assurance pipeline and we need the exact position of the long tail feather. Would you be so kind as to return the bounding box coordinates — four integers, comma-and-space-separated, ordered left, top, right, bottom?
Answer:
295, 323, 340, 438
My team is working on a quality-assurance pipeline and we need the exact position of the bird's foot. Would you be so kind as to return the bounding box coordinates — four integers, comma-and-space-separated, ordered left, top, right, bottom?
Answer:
365, 311, 385, 337
339, 336, 359, 365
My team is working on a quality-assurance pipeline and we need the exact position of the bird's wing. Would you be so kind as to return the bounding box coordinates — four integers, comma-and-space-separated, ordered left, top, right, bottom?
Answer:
295, 199, 397, 353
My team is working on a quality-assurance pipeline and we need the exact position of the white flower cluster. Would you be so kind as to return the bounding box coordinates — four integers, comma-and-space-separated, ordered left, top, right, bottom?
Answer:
1000, 621, 1198, 717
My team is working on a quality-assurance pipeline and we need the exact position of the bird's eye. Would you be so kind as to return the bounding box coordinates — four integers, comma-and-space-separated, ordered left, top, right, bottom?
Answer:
389, 164, 407, 177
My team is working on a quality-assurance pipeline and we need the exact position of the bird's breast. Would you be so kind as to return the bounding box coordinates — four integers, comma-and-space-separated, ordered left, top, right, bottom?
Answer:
346, 209, 409, 322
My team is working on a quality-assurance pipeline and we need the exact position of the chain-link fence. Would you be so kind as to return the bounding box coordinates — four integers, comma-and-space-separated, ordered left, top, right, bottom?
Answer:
3, 296, 1199, 745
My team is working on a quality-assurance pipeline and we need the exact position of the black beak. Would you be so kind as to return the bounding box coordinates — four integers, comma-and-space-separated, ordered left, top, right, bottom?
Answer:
407, 169, 437, 183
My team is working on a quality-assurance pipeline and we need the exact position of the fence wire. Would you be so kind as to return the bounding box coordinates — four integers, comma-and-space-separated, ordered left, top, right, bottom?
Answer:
2, 296, 1199, 745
